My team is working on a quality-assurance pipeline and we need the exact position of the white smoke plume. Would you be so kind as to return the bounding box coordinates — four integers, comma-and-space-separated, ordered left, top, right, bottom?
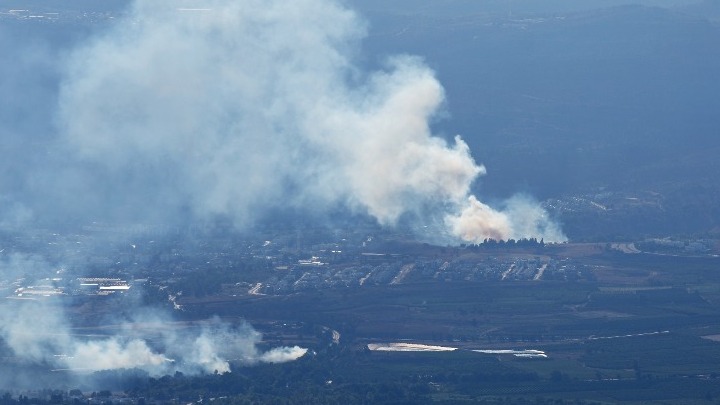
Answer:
55, 0, 565, 243
72, 319, 306, 375
160, 317, 307, 374
0, 293, 304, 376
0, 0, 567, 387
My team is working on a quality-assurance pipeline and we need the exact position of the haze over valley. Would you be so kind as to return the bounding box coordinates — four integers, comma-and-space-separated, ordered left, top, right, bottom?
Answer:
1, 0, 719, 403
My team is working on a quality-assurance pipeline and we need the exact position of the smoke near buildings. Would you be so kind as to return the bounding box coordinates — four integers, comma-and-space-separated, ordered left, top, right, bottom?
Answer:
0, 0, 565, 381
0, 255, 306, 380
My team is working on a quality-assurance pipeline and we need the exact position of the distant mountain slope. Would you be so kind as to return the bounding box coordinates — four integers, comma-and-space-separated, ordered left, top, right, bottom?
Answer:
364, 5, 720, 194
360, 4, 720, 238
352, 0, 701, 17
1, 1, 717, 239
676, 0, 720, 21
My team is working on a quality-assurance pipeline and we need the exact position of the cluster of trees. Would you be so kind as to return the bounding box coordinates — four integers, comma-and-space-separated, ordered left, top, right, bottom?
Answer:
5, 355, 720, 405
1, 392, 64, 405
174, 257, 274, 298
464, 238, 546, 250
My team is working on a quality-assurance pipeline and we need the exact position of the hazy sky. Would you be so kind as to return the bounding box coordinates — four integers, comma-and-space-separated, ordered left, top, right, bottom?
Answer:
0, 0, 567, 243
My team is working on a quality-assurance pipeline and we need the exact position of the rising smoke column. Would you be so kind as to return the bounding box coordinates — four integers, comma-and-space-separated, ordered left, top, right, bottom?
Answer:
0, 0, 567, 382
57, 0, 565, 243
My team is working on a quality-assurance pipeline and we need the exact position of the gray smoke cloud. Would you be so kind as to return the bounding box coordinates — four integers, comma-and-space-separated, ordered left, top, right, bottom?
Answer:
0, 0, 566, 384
0, 255, 305, 377
55, 0, 565, 243
0, 0, 565, 382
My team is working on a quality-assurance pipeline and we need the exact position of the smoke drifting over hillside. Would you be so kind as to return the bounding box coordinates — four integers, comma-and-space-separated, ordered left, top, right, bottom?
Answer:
55, 0, 565, 243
